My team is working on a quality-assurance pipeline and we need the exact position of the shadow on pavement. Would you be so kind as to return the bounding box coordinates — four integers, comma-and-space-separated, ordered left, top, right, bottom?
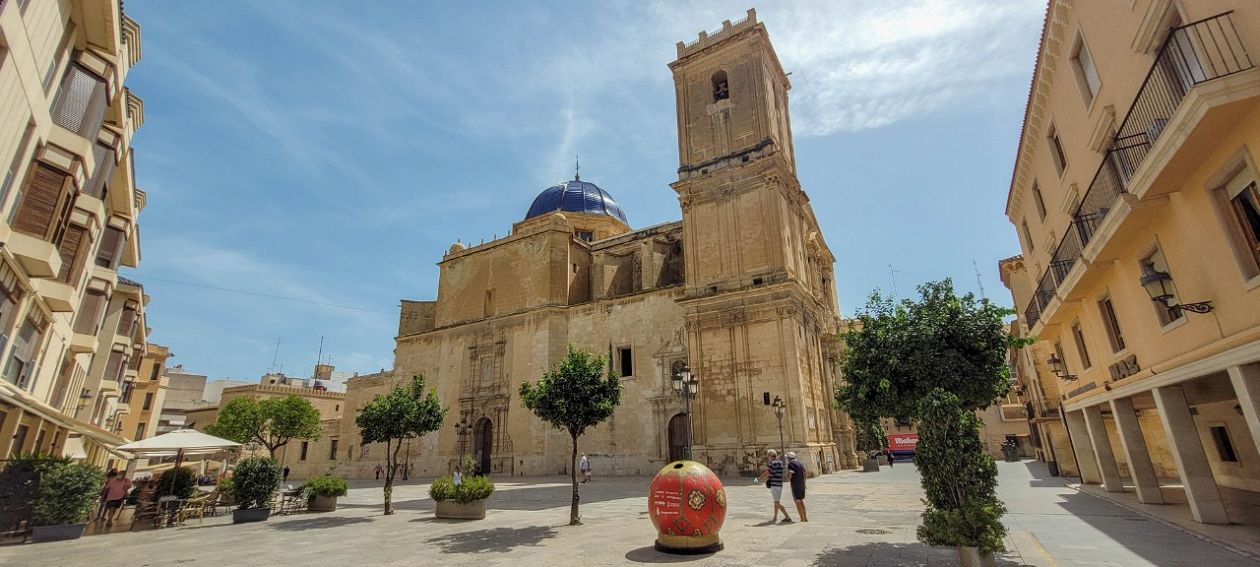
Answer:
340, 480, 644, 513
1021, 460, 1074, 488
624, 545, 714, 563
268, 516, 374, 531
810, 542, 1032, 567
424, 525, 558, 554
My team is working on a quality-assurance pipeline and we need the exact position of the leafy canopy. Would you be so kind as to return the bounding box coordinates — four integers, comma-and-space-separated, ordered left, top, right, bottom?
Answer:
205, 395, 322, 456
356, 375, 446, 446
836, 279, 1022, 421
519, 345, 622, 439
232, 456, 281, 510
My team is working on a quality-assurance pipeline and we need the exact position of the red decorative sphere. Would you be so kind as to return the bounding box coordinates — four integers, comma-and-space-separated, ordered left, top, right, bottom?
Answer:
648, 460, 726, 554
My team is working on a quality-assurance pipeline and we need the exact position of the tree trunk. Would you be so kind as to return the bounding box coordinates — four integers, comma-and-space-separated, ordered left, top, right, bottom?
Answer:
570, 434, 580, 526
383, 439, 398, 515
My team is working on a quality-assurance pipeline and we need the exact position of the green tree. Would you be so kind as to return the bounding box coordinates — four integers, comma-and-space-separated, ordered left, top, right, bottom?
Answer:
205, 395, 322, 458
519, 345, 622, 525
356, 375, 445, 515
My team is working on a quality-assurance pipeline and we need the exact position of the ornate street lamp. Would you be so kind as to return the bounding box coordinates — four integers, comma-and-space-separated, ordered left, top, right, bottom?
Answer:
771, 395, 787, 463
454, 418, 473, 467
1140, 261, 1213, 315
1046, 353, 1077, 382
671, 363, 699, 460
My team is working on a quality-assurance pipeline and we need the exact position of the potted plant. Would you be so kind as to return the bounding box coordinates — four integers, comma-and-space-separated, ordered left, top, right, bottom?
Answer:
231, 457, 280, 524
31, 461, 103, 542
430, 474, 494, 520
156, 466, 197, 499
304, 475, 348, 512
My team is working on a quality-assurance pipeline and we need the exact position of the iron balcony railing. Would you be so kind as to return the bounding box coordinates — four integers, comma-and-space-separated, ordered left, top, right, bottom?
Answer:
1023, 12, 1253, 328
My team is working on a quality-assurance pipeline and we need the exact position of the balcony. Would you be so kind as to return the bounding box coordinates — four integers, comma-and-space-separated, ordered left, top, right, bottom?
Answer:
1023, 12, 1254, 329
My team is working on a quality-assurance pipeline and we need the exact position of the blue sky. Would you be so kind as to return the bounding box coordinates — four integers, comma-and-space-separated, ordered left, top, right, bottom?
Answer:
122, 1, 1046, 386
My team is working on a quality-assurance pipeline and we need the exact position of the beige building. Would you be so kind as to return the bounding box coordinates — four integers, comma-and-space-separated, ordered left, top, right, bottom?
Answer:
116, 342, 169, 443
294, 10, 857, 481
1003, 0, 1260, 525
0, 0, 156, 467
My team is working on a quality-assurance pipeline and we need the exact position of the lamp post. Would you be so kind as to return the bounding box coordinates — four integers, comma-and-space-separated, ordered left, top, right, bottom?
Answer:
1140, 261, 1214, 315
771, 395, 786, 464
454, 418, 472, 467
671, 364, 700, 460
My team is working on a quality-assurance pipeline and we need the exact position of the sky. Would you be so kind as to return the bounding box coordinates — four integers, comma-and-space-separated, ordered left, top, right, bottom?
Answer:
122, 0, 1046, 386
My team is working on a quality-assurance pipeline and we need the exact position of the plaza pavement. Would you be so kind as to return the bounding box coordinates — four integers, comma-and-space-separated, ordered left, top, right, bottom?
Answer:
5, 460, 1256, 567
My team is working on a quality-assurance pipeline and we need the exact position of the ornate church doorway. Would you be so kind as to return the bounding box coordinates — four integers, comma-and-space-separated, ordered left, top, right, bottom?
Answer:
473, 417, 493, 474
668, 413, 688, 462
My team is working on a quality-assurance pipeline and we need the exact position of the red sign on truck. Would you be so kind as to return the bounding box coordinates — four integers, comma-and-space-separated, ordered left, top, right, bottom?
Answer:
887, 433, 919, 452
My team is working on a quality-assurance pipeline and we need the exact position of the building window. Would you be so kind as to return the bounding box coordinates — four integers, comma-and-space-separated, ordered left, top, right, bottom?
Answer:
72, 289, 108, 335
142, 392, 153, 411
1227, 179, 1260, 273
712, 70, 729, 102
120, 382, 133, 404
1210, 426, 1239, 462
1021, 220, 1035, 252
1054, 341, 1071, 376
576, 230, 593, 242
329, 439, 339, 460
1098, 295, 1126, 353
1071, 321, 1091, 370
150, 362, 161, 381
1142, 248, 1184, 326
1071, 34, 1102, 103
12, 163, 76, 243
1031, 183, 1047, 221
335, 404, 339, 412
300, 441, 309, 461
1048, 124, 1068, 175
50, 64, 109, 139
618, 347, 633, 378
56, 224, 89, 285
134, 423, 145, 440
95, 226, 126, 269
3, 316, 44, 389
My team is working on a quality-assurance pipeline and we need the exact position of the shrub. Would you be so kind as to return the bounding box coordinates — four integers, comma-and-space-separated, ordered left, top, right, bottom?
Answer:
156, 466, 197, 499
232, 457, 280, 510
429, 474, 494, 504
34, 462, 103, 526
915, 389, 1007, 553
304, 474, 348, 498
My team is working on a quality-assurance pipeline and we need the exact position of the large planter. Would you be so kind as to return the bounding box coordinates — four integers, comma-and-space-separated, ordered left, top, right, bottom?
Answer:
435, 499, 485, 520
309, 495, 338, 512
648, 460, 726, 554
30, 523, 87, 543
862, 458, 880, 472
958, 546, 996, 567
232, 507, 271, 524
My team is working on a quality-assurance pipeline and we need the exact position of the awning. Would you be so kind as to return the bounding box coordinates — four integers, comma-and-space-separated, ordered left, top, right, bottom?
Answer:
0, 381, 129, 450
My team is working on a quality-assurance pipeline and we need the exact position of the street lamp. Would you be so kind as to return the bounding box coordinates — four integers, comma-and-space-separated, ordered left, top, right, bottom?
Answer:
671, 363, 699, 460
1046, 353, 1077, 381
454, 418, 473, 467
1140, 260, 1213, 315
771, 395, 787, 463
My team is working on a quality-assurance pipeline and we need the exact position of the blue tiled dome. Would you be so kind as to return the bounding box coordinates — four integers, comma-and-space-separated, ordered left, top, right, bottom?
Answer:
524, 178, 628, 224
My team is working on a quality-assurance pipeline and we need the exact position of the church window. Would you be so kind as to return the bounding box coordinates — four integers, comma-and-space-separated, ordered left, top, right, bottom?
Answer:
576, 230, 593, 242
618, 347, 633, 378
712, 71, 729, 102
480, 357, 494, 385
329, 439, 339, 460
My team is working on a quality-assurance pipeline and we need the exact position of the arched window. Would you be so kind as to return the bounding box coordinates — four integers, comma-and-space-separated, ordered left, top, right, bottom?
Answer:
711, 71, 729, 102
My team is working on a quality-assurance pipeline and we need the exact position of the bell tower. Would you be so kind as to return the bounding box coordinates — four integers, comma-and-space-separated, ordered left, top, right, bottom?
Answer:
669, 10, 850, 475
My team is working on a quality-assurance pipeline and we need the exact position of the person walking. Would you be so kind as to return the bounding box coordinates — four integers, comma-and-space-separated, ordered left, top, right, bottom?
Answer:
756, 449, 792, 523
99, 469, 132, 527
579, 454, 592, 483
786, 452, 808, 522
886, 448, 895, 468
373, 463, 383, 480
282, 466, 291, 483
453, 466, 463, 487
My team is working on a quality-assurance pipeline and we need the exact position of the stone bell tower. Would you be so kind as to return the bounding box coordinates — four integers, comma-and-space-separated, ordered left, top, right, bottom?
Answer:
669, 9, 853, 475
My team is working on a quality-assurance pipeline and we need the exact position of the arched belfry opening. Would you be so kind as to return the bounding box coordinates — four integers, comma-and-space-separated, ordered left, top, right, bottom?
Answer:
712, 70, 729, 102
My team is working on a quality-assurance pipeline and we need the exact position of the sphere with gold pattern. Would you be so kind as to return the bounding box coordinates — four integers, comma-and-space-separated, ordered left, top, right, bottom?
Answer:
648, 460, 726, 554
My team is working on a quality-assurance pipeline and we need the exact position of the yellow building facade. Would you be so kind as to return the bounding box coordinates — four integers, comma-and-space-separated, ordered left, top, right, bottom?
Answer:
1004, 0, 1260, 525
0, 0, 155, 467
299, 10, 857, 480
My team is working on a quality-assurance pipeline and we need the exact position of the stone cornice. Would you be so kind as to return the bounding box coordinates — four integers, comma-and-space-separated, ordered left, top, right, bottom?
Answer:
1006, 0, 1072, 220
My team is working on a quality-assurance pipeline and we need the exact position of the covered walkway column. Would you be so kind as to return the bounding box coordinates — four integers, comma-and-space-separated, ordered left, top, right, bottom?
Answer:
1109, 397, 1164, 504
1228, 363, 1260, 458
1153, 385, 1229, 524
1083, 405, 1123, 492
1064, 409, 1102, 484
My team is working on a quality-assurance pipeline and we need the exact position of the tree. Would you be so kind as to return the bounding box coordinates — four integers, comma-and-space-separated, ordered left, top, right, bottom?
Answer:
206, 395, 322, 458
519, 345, 622, 525
356, 375, 445, 515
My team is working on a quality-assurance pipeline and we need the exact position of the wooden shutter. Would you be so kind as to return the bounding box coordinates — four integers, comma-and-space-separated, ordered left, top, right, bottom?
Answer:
13, 163, 71, 239
104, 350, 125, 384
50, 64, 108, 138
117, 303, 137, 336
72, 290, 107, 335
56, 224, 88, 283
95, 226, 124, 268
84, 143, 115, 199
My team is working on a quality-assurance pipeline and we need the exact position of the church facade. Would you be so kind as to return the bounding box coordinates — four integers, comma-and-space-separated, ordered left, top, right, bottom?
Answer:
307, 10, 857, 479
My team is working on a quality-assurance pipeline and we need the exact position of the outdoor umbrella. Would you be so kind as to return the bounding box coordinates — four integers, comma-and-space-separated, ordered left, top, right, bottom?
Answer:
117, 428, 242, 481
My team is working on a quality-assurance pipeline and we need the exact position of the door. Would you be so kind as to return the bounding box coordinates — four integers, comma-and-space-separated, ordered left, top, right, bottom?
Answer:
473, 417, 492, 474
668, 414, 688, 462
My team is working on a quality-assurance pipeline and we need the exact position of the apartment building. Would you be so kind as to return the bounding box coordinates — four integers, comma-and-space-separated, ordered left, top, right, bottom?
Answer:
116, 342, 169, 444
0, 0, 151, 467
1004, 0, 1260, 525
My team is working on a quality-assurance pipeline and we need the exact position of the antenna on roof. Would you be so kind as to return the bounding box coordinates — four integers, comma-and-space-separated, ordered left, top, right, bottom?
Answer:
312, 336, 324, 379
973, 259, 987, 300
575, 155, 580, 181
269, 336, 282, 373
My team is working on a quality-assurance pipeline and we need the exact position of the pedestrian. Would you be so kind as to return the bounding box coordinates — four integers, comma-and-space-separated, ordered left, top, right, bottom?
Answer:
282, 466, 291, 483
99, 469, 132, 527
755, 449, 792, 523
453, 466, 463, 487
886, 448, 894, 468
786, 452, 808, 522
579, 453, 592, 483
374, 463, 383, 480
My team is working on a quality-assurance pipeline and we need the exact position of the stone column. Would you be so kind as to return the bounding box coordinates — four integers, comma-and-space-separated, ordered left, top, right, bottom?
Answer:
1109, 397, 1165, 504
1083, 405, 1124, 492
1228, 364, 1260, 459
1153, 385, 1230, 524
1064, 409, 1102, 484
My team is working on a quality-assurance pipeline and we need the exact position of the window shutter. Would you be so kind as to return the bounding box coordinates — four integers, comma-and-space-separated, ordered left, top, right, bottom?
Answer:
104, 350, 125, 384
56, 224, 88, 283
72, 290, 107, 335
13, 163, 70, 239
84, 143, 115, 199
117, 304, 136, 336
95, 226, 124, 268
51, 65, 108, 138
